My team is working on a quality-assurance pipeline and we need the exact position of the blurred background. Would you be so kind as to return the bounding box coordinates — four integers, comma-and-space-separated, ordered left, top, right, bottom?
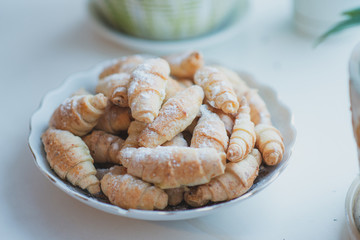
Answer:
2, 0, 360, 239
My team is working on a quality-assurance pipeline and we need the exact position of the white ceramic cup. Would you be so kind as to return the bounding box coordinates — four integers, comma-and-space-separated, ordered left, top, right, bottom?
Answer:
293, 0, 359, 36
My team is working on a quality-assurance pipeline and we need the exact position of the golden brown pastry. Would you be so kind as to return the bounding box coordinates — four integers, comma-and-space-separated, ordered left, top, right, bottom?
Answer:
120, 146, 226, 189
49, 94, 107, 136
184, 149, 262, 207
128, 58, 170, 123
123, 120, 148, 148
101, 166, 168, 210
96, 73, 131, 107
82, 130, 124, 164
95, 102, 132, 134
164, 77, 186, 102
207, 105, 235, 136
190, 105, 228, 153
138, 85, 204, 148
194, 66, 239, 114
162, 133, 188, 147
95, 168, 111, 180
163, 51, 204, 79
165, 187, 186, 206
245, 89, 272, 126
99, 55, 145, 79
216, 66, 284, 166
42, 128, 100, 194
227, 98, 256, 162
214, 65, 249, 99
177, 78, 194, 88
246, 90, 284, 166
255, 123, 284, 166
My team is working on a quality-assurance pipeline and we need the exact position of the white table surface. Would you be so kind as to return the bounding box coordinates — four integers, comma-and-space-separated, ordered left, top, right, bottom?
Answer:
1, 0, 360, 239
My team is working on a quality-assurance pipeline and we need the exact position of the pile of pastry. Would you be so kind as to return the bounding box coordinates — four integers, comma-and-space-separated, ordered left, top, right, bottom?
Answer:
42, 51, 284, 210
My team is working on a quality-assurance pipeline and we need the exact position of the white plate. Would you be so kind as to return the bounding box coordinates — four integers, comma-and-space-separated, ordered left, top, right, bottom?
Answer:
87, 1, 249, 54
28, 59, 296, 221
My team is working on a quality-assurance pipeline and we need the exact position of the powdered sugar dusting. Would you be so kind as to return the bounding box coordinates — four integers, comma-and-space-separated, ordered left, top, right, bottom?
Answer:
166, 51, 193, 65
138, 91, 153, 100
60, 96, 82, 112
113, 87, 127, 96
119, 55, 144, 73
111, 142, 120, 151
128, 62, 162, 96
162, 101, 183, 117
57, 96, 86, 126
192, 104, 228, 151
120, 146, 223, 187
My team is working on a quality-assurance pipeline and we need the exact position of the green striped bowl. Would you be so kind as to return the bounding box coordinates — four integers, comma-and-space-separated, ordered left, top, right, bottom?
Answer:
91, 0, 240, 40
